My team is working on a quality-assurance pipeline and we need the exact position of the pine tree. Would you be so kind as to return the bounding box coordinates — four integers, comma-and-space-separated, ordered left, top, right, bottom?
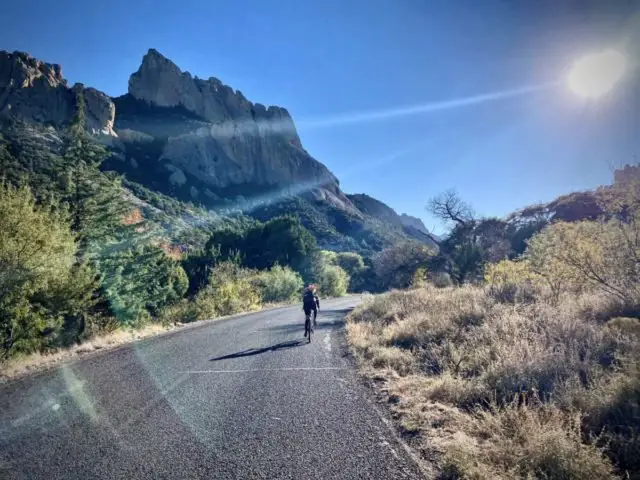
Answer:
60, 92, 188, 326
62, 91, 132, 253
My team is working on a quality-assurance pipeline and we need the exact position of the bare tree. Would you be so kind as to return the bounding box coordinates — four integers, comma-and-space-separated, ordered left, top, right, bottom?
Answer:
428, 189, 474, 227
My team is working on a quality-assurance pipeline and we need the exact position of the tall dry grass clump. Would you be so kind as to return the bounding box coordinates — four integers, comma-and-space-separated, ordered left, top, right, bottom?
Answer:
347, 179, 640, 477
347, 283, 639, 478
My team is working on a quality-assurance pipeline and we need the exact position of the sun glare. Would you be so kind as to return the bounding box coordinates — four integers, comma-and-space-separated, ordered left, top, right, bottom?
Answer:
568, 49, 626, 98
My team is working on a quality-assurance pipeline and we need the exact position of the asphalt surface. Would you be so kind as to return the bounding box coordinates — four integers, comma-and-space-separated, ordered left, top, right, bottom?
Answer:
0, 297, 425, 479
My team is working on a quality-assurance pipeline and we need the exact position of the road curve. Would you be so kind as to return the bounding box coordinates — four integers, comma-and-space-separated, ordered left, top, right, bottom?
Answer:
0, 297, 425, 479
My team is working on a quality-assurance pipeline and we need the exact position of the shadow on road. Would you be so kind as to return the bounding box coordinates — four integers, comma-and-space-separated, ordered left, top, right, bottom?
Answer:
265, 320, 341, 334
209, 339, 306, 362
210, 308, 354, 362
262, 308, 354, 334
318, 308, 354, 316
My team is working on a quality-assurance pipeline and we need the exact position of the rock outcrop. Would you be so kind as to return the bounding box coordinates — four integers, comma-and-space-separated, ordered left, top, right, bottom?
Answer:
0, 50, 116, 136
120, 49, 354, 211
128, 49, 301, 144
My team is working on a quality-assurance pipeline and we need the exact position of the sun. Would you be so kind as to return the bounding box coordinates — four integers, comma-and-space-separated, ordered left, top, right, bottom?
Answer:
568, 49, 626, 98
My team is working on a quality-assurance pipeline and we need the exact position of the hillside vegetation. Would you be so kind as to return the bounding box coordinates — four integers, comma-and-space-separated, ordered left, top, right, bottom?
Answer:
0, 94, 357, 365
347, 176, 640, 478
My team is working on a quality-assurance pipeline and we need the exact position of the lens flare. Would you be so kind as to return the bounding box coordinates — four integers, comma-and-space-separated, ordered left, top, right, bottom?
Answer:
568, 49, 626, 98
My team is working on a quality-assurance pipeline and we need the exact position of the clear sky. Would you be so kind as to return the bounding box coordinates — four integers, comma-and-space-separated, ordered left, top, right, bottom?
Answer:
1, 0, 639, 233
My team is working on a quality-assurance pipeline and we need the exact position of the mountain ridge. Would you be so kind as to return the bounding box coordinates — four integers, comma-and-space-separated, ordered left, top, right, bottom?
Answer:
0, 47, 437, 253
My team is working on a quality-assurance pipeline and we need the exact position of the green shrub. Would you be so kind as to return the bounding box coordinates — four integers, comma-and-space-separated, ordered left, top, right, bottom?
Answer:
158, 300, 198, 325
253, 265, 303, 303
318, 265, 349, 297
97, 245, 190, 326
484, 259, 543, 303
194, 261, 262, 318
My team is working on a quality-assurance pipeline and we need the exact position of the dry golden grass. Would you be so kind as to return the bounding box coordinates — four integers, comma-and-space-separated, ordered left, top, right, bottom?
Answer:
347, 285, 640, 479
2, 297, 299, 383
0, 323, 172, 381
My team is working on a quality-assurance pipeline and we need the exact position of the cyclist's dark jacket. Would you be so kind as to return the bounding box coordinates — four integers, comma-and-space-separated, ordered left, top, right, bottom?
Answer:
303, 290, 320, 314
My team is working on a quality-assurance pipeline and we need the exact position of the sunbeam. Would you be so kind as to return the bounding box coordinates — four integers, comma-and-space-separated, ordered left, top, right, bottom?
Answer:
166, 81, 559, 143
297, 82, 559, 129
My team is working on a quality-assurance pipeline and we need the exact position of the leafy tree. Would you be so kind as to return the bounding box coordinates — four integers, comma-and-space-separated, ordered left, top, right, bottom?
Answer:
373, 240, 435, 290
0, 184, 94, 357
319, 250, 369, 292
97, 244, 188, 326
251, 215, 318, 275
318, 265, 349, 297
204, 215, 318, 279
526, 217, 640, 304
319, 250, 338, 266
253, 265, 303, 303
334, 252, 365, 276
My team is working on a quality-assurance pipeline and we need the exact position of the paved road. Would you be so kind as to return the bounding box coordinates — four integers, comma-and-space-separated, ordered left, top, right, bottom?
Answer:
0, 297, 425, 479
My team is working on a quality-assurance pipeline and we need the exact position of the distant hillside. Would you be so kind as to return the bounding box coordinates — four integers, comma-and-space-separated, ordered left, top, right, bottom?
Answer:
0, 48, 434, 254
508, 165, 639, 226
348, 193, 439, 249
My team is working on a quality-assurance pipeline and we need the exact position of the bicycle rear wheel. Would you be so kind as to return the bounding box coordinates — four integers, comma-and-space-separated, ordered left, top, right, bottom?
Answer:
305, 315, 312, 343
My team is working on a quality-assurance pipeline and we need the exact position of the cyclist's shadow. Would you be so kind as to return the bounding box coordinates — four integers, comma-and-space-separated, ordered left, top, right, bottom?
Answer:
209, 339, 305, 362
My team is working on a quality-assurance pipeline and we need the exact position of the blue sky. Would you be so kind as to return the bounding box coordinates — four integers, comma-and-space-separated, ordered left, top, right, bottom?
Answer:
1, 0, 638, 233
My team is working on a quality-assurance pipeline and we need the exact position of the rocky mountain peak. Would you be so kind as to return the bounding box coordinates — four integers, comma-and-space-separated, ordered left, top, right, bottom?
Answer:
0, 50, 115, 136
118, 48, 338, 197
128, 49, 300, 145
0, 50, 65, 89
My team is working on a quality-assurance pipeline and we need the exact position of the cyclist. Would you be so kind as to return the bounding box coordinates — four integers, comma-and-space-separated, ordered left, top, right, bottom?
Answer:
302, 284, 320, 337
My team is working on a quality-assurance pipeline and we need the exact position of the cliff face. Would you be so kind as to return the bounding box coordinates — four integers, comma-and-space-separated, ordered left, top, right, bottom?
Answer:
128, 49, 300, 143
117, 49, 354, 212
0, 51, 116, 135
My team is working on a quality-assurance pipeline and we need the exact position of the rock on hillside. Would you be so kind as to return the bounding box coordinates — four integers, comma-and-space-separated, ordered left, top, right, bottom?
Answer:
129, 49, 299, 141
0, 51, 116, 136
116, 48, 355, 214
